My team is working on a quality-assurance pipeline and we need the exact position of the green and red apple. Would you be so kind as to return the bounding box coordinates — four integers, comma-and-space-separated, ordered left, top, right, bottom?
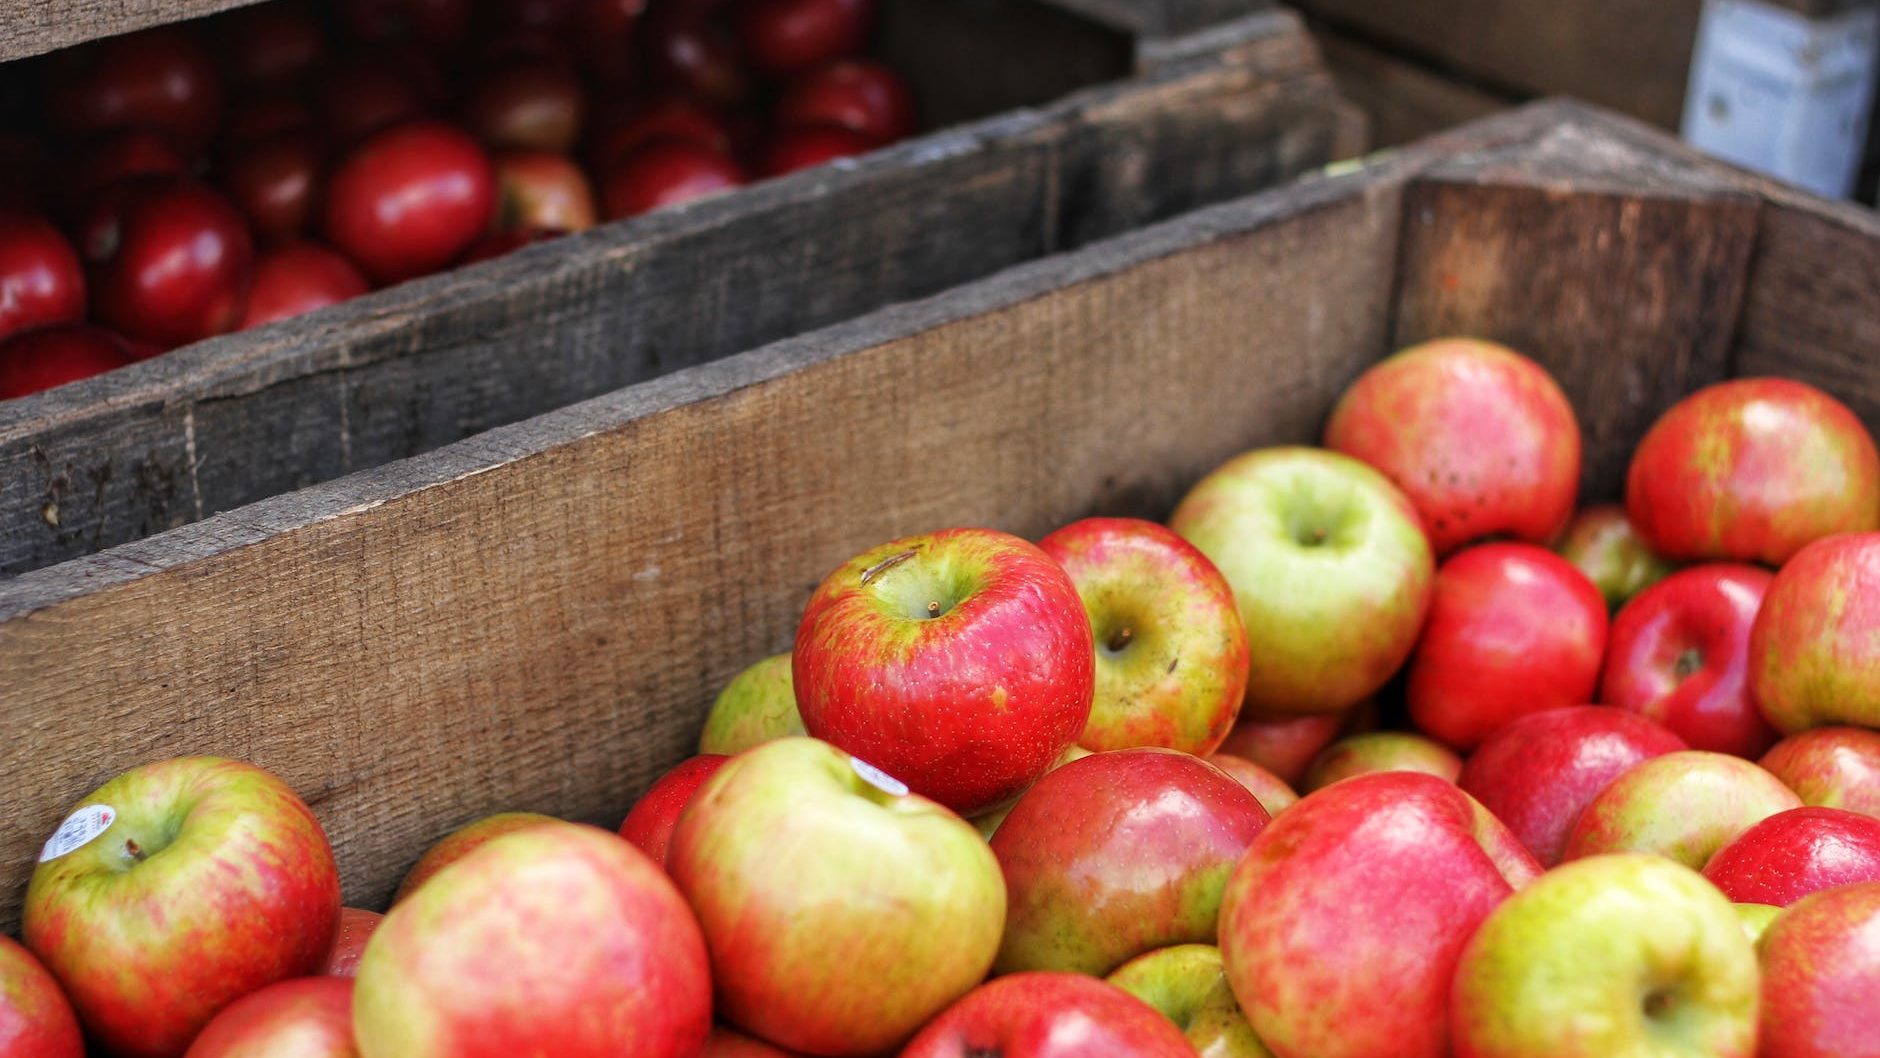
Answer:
1207, 754, 1298, 817
392, 811, 560, 904
1300, 731, 1461, 792
698, 653, 802, 754
1757, 881, 1880, 1058
1750, 532, 1880, 732
618, 754, 729, 866
0, 935, 83, 1058
1564, 750, 1802, 868
1108, 944, 1273, 1058
900, 973, 1197, 1058
184, 977, 357, 1058
1760, 726, 1880, 819
1553, 504, 1678, 610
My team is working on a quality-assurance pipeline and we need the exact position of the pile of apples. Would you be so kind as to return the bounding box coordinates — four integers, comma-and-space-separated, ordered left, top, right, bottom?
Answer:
6, 337, 1880, 1058
0, 0, 914, 399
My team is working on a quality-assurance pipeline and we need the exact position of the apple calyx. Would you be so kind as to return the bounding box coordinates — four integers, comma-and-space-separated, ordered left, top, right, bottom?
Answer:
1103, 624, 1135, 654
1674, 648, 1703, 680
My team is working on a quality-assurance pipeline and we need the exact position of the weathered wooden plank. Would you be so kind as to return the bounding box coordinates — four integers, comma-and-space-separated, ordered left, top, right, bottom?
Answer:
1314, 30, 1509, 147
0, 0, 264, 61
1047, 0, 1272, 36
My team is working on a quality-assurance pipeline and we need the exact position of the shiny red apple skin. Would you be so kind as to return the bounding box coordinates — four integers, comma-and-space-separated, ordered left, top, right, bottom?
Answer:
900, 972, 1197, 1058
1627, 379, 1880, 565
0, 212, 86, 342
463, 59, 586, 153
590, 96, 735, 174
0, 935, 84, 1058
85, 177, 255, 348
601, 139, 747, 219
1758, 881, 1880, 1058
1701, 807, 1880, 906
74, 128, 193, 205
494, 149, 597, 233
1039, 517, 1249, 756
321, 907, 384, 979
1407, 543, 1608, 750
50, 26, 224, 150
760, 123, 877, 177
217, 1, 327, 88
739, 0, 875, 77
1553, 504, 1678, 610
23, 757, 341, 1058
1564, 749, 1803, 868
794, 527, 1095, 815
992, 748, 1269, 976
1301, 731, 1461, 792
618, 754, 730, 866
1215, 708, 1354, 787
353, 822, 712, 1058
1209, 753, 1299, 817
1459, 706, 1686, 866
1324, 337, 1581, 556
1218, 772, 1539, 1058
183, 977, 355, 1058
1599, 564, 1776, 758
1750, 532, 1880, 732
1761, 727, 1880, 820
0, 323, 137, 398
223, 132, 325, 245
392, 811, 560, 904
776, 59, 917, 143
241, 243, 370, 329
323, 121, 496, 285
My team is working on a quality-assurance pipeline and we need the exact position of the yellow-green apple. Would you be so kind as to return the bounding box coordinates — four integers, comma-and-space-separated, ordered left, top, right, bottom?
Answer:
703, 1027, 805, 1057
23, 757, 341, 1058
1458, 706, 1685, 866
1749, 532, 1880, 732
391, 811, 559, 904
1553, 504, 1678, 610
1218, 772, 1539, 1058
1038, 517, 1250, 755
794, 527, 1094, 815
1701, 807, 1880, 906
1760, 726, 1880, 819
968, 744, 1091, 840
1108, 944, 1273, 1058
1563, 750, 1802, 868
1734, 902, 1781, 941
992, 748, 1269, 976
1207, 754, 1298, 816
1300, 731, 1460, 792
617, 754, 729, 866
1757, 880, 1880, 1058
321, 908, 384, 978
1323, 337, 1581, 556
668, 737, 1004, 1055
1408, 543, 1607, 749
0, 935, 83, 1058
1169, 446, 1433, 716
1600, 563, 1777, 758
1214, 705, 1368, 786
899, 972, 1198, 1058
1450, 854, 1758, 1058
1626, 378, 1880, 565
352, 821, 711, 1058
698, 653, 802, 754
184, 977, 356, 1058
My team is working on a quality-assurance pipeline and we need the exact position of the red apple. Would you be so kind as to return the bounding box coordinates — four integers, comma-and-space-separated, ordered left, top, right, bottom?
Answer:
392, 811, 560, 904
1038, 517, 1249, 756
1563, 749, 1803, 868
1301, 731, 1461, 792
223, 132, 326, 245
241, 242, 370, 329
794, 527, 1094, 815
1214, 708, 1354, 787
223, 95, 317, 148
776, 59, 917, 143
590, 96, 735, 174
704, 1026, 805, 1057
1324, 337, 1581, 556
463, 59, 586, 153
50, 26, 223, 150
1758, 881, 1880, 1058
1627, 379, 1880, 565
1750, 532, 1880, 732
992, 748, 1269, 976
1761, 727, 1880, 820
1218, 772, 1539, 1058
1459, 705, 1686, 866
601, 139, 747, 219
318, 59, 430, 148
321, 907, 384, 979
339, 0, 472, 46
0, 935, 83, 1058
618, 753, 730, 866
494, 149, 597, 234
1407, 543, 1608, 750
217, 1, 327, 88
580, 0, 649, 83
1553, 504, 1678, 610
83, 176, 254, 348
1599, 563, 1776, 758
698, 653, 803, 754
900, 972, 1197, 1058
1208, 753, 1299, 817
23, 757, 341, 1058
643, 10, 751, 108
460, 227, 565, 263
759, 123, 877, 177
73, 128, 193, 205
1702, 806, 1880, 906
183, 977, 355, 1058
323, 121, 496, 285
0, 212, 85, 342
738, 0, 875, 77
0, 324, 137, 398
353, 821, 711, 1058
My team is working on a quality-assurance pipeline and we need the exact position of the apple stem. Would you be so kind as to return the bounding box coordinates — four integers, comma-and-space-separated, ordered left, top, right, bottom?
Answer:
927, 600, 942, 616
859, 549, 919, 585
124, 839, 145, 861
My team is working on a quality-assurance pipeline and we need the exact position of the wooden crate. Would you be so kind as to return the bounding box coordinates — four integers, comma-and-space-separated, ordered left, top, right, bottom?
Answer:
5, 99, 1873, 931
0, 3, 1361, 581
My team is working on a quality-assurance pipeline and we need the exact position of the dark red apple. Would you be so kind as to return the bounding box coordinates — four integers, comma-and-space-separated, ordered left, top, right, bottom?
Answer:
1702, 807, 1880, 907
589, 96, 735, 174
50, 26, 224, 150
643, 9, 751, 108
601, 139, 746, 219
0, 212, 85, 342
241, 243, 370, 329
1215, 706, 1361, 787
217, 1, 327, 88
775, 59, 916, 143
618, 754, 730, 866
759, 123, 875, 177
0, 324, 138, 399
323, 121, 496, 284
83, 177, 254, 348
581, 0, 651, 83
900, 973, 1197, 1058
222, 132, 326, 245
464, 59, 586, 153
221, 94, 318, 148
73, 128, 193, 205
339, 0, 473, 46
318, 59, 430, 148
738, 0, 875, 77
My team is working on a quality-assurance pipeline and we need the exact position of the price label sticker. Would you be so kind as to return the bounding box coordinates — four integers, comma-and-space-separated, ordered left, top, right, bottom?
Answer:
850, 757, 910, 798
39, 805, 117, 862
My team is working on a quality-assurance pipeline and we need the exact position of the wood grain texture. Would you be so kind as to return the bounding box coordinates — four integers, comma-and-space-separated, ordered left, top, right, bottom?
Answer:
0, 12, 1351, 579
1045, 0, 1273, 35
1393, 111, 1764, 500
0, 0, 264, 60
1315, 30, 1510, 147
0, 153, 1417, 931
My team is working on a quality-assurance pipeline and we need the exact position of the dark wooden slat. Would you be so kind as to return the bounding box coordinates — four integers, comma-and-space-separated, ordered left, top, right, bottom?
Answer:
1314, 30, 1510, 147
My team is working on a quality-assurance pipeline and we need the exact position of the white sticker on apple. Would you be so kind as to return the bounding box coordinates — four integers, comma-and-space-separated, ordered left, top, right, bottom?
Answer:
850, 757, 909, 798
39, 805, 117, 862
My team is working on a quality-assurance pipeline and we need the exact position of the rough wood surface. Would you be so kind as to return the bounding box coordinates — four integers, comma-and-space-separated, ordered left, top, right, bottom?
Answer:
1314, 30, 1510, 147
0, 149, 1418, 931
1047, 0, 1273, 35
0, 11, 1351, 579
0, 0, 263, 60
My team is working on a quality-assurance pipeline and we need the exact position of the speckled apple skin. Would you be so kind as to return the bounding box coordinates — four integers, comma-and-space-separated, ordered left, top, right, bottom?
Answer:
1702, 807, 1880, 906
1758, 881, 1880, 1058
1563, 750, 1802, 868
900, 973, 1197, 1058
1749, 532, 1880, 733
1760, 727, 1880, 820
